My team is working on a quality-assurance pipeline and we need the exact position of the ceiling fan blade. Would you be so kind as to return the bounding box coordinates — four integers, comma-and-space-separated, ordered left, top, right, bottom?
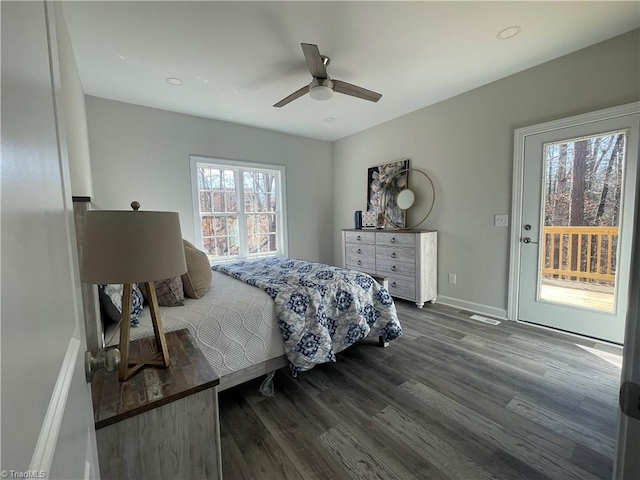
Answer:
301, 43, 328, 79
273, 85, 309, 108
333, 80, 382, 103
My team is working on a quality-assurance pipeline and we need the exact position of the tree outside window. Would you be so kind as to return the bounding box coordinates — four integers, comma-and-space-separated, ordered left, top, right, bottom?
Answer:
192, 158, 286, 263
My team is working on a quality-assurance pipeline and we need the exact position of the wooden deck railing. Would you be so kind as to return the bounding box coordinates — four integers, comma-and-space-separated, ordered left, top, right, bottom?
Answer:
542, 226, 618, 285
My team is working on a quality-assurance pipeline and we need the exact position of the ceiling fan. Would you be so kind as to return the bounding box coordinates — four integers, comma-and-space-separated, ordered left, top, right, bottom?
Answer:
273, 43, 382, 108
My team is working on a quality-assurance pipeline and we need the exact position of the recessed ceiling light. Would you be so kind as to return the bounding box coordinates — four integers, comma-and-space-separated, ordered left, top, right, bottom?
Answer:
324, 117, 335, 123
166, 77, 183, 86
497, 26, 521, 40
117, 54, 126, 60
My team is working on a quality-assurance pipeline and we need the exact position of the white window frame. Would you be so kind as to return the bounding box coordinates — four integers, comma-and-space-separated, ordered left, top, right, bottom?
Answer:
190, 156, 288, 263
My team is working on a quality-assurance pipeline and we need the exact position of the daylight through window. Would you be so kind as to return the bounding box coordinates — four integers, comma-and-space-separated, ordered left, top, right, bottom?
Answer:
191, 157, 286, 263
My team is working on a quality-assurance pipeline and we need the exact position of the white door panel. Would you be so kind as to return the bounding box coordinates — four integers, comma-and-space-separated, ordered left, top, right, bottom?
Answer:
511, 104, 640, 479
518, 113, 639, 343
1, 2, 98, 477
616, 189, 640, 478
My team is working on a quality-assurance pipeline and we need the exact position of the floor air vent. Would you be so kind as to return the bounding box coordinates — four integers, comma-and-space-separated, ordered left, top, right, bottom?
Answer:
469, 314, 501, 325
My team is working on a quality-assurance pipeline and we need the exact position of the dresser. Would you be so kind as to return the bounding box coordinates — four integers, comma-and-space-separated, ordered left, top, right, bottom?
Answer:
342, 229, 437, 308
92, 329, 222, 480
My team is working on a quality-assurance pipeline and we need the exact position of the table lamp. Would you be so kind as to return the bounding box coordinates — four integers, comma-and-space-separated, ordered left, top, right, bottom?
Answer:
81, 201, 187, 381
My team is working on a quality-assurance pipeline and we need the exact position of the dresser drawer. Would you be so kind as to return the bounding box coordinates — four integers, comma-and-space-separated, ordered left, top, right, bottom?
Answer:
376, 245, 415, 264
345, 231, 376, 245
345, 258, 376, 274
376, 232, 415, 248
387, 276, 416, 301
376, 259, 415, 277
346, 244, 375, 259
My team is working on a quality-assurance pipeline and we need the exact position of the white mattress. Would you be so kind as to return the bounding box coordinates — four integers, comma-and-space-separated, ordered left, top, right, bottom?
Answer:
105, 271, 285, 377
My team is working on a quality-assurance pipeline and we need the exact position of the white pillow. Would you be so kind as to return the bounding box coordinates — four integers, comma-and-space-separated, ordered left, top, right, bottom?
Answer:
98, 284, 144, 327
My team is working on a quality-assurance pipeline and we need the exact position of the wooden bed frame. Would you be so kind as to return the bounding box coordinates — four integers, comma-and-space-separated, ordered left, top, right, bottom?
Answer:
73, 197, 389, 392
73, 198, 287, 389
217, 335, 388, 392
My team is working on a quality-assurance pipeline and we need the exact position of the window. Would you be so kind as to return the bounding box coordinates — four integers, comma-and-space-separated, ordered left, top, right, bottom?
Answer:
190, 156, 287, 263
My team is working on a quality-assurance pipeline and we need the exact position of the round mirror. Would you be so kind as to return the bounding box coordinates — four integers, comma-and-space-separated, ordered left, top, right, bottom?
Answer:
396, 189, 415, 210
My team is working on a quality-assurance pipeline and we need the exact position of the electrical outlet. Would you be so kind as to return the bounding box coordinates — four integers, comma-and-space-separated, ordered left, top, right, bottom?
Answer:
448, 273, 457, 284
494, 214, 509, 227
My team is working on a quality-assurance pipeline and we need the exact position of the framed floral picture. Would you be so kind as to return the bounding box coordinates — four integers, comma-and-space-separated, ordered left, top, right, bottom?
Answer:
367, 159, 409, 228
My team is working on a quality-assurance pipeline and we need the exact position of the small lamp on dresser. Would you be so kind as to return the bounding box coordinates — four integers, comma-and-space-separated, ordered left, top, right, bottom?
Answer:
81, 201, 187, 381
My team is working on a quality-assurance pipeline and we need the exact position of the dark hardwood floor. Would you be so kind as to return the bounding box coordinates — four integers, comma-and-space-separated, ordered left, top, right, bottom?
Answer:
218, 300, 623, 480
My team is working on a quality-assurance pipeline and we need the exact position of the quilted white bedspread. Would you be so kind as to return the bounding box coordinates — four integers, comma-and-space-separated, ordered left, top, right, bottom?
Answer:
104, 271, 285, 377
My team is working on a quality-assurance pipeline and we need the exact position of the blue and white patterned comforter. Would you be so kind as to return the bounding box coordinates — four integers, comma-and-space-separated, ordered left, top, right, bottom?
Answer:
213, 258, 402, 374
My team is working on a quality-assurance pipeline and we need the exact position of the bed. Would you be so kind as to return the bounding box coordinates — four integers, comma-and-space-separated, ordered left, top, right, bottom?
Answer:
104, 257, 402, 391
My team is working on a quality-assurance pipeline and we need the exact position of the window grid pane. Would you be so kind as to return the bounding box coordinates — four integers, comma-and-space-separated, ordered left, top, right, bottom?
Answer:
243, 171, 279, 215
201, 214, 239, 261
196, 162, 282, 262
246, 213, 278, 255
224, 170, 235, 190
212, 191, 225, 212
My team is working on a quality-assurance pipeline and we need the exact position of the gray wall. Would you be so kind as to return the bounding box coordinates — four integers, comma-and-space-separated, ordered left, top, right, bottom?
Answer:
86, 97, 334, 264
54, 3, 93, 197
333, 29, 640, 317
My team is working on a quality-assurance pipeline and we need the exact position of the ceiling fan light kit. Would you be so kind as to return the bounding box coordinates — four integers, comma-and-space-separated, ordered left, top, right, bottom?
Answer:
309, 82, 334, 101
274, 43, 382, 107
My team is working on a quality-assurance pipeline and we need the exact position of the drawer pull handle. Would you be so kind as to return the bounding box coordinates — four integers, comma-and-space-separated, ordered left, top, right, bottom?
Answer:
391, 266, 397, 272
391, 281, 397, 288
357, 248, 362, 254
390, 237, 396, 243
391, 252, 397, 258
356, 235, 361, 241
357, 260, 362, 266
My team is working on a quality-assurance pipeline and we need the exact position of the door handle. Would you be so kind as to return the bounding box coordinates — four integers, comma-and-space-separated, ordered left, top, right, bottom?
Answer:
620, 381, 640, 420
522, 237, 538, 244
85, 348, 120, 383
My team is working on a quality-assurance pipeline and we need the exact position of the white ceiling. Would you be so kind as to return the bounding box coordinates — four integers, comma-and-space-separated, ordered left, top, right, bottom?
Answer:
62, 1, 639, 142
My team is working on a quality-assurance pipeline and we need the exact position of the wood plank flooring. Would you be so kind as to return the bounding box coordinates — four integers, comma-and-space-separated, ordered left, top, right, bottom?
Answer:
218, 301, 623, 480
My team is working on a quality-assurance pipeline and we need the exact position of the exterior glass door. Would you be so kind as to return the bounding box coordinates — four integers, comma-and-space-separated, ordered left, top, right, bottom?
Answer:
539, 132, 625, 313
517, 112, 639, 343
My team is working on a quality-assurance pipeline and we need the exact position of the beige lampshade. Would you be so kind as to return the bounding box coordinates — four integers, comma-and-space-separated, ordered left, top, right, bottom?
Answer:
81, 210, 187, 284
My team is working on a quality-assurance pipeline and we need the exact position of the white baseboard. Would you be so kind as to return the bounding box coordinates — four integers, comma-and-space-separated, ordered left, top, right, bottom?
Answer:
436, 295, 508, 321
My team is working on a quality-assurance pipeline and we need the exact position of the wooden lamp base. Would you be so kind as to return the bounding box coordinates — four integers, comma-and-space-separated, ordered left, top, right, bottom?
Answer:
118, 281, 170, 381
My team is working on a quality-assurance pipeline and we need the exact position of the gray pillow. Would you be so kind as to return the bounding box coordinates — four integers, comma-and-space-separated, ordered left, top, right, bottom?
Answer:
142, 276, 185, 307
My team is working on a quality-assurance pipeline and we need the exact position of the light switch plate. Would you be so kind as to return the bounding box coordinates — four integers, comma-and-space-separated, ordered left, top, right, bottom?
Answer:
494, 214, 509, 227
